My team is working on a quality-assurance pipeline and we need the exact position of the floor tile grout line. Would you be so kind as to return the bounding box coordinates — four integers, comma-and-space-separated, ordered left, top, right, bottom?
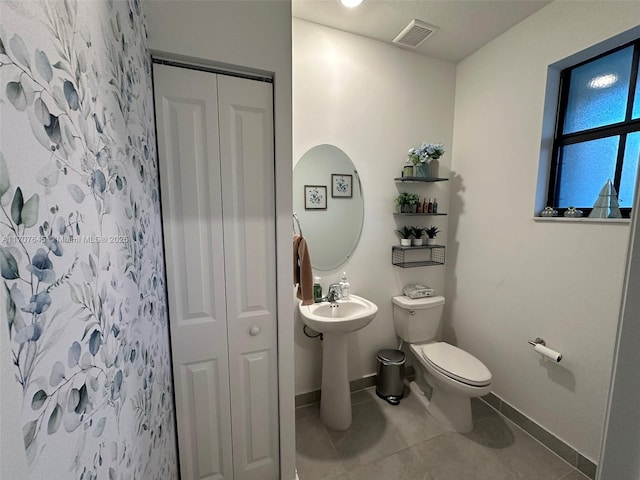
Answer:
319, 415, 348, 476
475, 404, 586, 479
471, 416, 576, 480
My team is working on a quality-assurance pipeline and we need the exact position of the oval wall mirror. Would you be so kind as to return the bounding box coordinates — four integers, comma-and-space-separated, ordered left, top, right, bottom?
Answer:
293, 144, 364, 271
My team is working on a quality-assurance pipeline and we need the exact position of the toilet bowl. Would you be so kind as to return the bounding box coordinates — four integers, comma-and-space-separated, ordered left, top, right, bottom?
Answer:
392, 295, 492, 433
410, 341, 491, 432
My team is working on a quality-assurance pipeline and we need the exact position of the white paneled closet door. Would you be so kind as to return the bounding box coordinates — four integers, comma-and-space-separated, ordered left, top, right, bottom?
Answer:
153, 64, 278, 480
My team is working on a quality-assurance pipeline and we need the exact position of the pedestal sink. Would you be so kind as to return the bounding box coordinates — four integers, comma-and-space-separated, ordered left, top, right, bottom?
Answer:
299, 295, 378, 430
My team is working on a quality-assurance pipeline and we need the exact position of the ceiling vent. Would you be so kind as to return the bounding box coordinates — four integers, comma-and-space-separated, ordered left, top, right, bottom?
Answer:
392, 19, 438, 48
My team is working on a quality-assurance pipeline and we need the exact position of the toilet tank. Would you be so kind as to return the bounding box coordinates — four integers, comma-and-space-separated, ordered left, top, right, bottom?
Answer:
392, 295, 445, 343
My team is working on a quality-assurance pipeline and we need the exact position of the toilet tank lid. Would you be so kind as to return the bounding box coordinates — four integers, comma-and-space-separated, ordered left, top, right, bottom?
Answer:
392, 295, 445, 309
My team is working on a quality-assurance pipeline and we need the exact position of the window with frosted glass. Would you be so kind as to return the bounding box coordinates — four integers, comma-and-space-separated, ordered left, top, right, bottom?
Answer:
547, 39, 640, 218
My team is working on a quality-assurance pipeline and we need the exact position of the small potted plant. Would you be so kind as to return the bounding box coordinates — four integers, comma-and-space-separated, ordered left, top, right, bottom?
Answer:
395, 192, 420, 213
425, 225, 440, 245
395, 226, 413, 246
411, 226, 425, 246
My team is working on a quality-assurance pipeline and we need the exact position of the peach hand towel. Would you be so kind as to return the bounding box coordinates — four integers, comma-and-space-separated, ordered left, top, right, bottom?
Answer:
293, 234, 314, 305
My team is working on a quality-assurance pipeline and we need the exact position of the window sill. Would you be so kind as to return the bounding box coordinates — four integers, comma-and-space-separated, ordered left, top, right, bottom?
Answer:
533, 217, 631, 224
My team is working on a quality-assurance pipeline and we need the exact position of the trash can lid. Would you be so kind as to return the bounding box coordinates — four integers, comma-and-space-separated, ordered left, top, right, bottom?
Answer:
377, 349, 405, 364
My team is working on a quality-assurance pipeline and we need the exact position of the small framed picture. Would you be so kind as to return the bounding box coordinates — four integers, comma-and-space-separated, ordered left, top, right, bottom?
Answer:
304, 185, 327, 210
331, 174, 353, 198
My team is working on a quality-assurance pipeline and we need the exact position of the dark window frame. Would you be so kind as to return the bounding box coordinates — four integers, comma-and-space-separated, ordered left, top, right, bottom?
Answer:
547, 38, 640, 218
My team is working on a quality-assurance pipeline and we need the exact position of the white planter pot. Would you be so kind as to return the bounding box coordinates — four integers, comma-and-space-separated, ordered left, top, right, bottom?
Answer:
426, 237, 437, 245
400, 238, 412, 246
412, 238, 423, 246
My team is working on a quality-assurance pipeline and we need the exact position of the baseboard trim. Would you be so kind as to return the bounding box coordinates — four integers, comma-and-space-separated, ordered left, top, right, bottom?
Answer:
480, 392, 597, 479
294, 374, 378, 408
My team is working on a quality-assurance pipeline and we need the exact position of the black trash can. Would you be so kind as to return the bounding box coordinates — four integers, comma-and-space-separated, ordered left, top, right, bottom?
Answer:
375, 349, 405, 405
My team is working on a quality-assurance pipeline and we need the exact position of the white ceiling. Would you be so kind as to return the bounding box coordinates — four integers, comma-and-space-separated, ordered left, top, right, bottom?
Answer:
292, 0, 552, 62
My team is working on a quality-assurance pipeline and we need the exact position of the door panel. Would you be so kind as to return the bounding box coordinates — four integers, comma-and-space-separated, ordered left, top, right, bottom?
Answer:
217, 75, 279, 480
153, 64, 233, 480
184, 360, 224, 480
240, 350, 275, 464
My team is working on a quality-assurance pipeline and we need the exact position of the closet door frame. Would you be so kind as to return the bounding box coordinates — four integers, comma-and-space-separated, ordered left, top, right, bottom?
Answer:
156, 62, 282, 480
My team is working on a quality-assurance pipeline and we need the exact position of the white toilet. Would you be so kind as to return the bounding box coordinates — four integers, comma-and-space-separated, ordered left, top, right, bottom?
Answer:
392, 295, 492, 433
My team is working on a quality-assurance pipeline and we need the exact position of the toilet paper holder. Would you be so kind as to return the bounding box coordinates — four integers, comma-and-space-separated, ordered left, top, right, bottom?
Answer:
528, 337, 563, 362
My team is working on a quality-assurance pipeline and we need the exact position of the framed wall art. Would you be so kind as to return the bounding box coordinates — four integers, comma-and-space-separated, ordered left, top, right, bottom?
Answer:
304, 185, 327, 210
331, 174, 352, 198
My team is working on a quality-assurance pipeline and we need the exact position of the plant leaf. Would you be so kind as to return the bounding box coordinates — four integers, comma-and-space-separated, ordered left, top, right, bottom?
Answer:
9, 34, 30, 69
10, 187, 23, 225
33, 98, 51, 126
0, 247, 19, 280
23, 419, 37, 450
93, 417, 106, 437
75, 384, 90, 414
89, 329, 101, 356
63, 80, 79, 110
67, 184, 85, 203
21, 194, 39, 228
31, 390, 47, 410
68, 341, 81, 368
47, 404, 62, 434
89, 255, 97, 277
67, 388, 80, 413
93, 170, 106, 193
35, 49, 53, 82
6, 81, 28, 111
49, 361, 65, 386
0, 153, 9, 198
44, 114, 61, 144
14, 323, 43, 344
110, 370, 123, 401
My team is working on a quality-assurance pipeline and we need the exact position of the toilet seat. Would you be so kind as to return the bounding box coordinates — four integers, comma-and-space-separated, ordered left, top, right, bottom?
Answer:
413, 342, 492, 387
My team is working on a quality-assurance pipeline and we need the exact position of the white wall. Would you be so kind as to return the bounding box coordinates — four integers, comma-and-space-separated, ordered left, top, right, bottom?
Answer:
293, 19, 456, 395
143, 2, 295, 478
449, 1, 640, 462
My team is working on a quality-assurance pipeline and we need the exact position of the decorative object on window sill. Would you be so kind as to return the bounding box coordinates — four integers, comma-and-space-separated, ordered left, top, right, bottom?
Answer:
540, 206, 559, 217
563, 206, 583, 218
589, 179, 622, 219
406, 142, 445, 178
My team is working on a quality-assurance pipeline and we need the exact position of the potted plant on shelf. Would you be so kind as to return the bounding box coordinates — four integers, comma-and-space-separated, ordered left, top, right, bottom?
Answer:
395, 192, 420, 213
395, 226, 413, 246
425, 225, 440, 245
407, 142, 445, 177
411, 226, 425, 246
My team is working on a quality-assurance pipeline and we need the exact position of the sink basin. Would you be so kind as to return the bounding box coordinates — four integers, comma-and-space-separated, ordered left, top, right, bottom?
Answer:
299, 295, 378, 333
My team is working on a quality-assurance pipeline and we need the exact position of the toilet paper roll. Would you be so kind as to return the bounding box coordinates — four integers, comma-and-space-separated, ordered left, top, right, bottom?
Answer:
534, 343, 563, 363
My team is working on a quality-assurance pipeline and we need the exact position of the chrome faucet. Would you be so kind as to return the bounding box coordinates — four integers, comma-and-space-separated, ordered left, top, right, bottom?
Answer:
324, 283, 341, 303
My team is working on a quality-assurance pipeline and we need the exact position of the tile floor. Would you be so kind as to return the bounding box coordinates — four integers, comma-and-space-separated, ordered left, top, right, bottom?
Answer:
295, 387, 590, 480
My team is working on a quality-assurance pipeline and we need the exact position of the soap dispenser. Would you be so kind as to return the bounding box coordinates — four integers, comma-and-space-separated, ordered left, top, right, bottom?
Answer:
313, 276, 323, 303
339, 272, 350, 300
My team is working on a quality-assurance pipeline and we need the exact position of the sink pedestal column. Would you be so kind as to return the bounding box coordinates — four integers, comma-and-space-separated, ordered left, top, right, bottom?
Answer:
320, 332, 351, 430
